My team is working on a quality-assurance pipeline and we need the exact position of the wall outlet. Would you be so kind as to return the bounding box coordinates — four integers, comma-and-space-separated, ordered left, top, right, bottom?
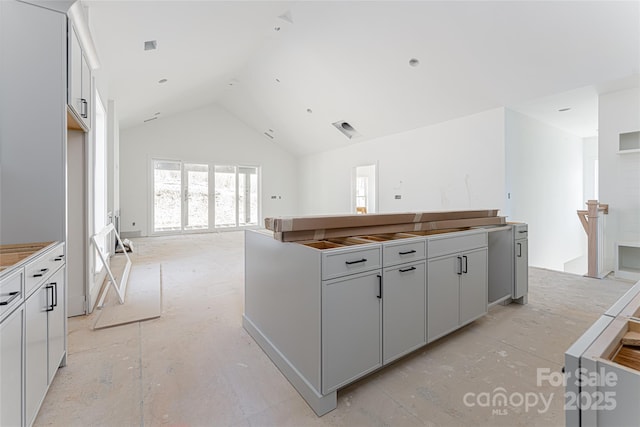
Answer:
395, 195, 402, 200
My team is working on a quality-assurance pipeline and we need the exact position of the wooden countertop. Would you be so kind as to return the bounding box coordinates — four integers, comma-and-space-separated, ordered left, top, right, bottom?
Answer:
0, 241, 55, 274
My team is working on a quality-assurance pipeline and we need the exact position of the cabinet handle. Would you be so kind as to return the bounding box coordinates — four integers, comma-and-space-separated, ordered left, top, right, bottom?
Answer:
377, 275, 382, 299
463, 256, 468, 274
33, 268, 49, 278
517, 242, 522, 257
0, 291, 20, 306
457, 257, 463, 275
51, 282, 58, 307
398, 249, 416, 255
46, 285, 55, 312
519, 230, 527, 234
54, 255, 65, 261
345, 258, 367, 265
81, 98, 88, 118
399, 266, 416, 273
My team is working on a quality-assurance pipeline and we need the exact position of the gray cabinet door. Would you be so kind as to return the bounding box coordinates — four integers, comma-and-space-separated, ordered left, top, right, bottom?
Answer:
514, 239, 528, 299
25, 285, 49, 426
0, 305, 23, 427
459, 249, 488, 326
48, 268, 65, 383
427, 255, 460, 342
322, 271, 382, 394
69, 25, 83, 121
383, 261, 426, 364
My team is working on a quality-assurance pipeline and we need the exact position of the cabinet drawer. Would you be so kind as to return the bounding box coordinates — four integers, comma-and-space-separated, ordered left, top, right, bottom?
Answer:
25, 243, 65, 296
383, 239, 426, 267
322, 246, 381, 280
0, 268, 23, 321
513, 223, 528, 239
428, 231, 487, 259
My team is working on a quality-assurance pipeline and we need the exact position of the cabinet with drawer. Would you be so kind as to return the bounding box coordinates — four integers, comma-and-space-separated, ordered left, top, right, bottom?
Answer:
24, 242, 65, 296
0, 241, 66, 427
244, 227, 491, 416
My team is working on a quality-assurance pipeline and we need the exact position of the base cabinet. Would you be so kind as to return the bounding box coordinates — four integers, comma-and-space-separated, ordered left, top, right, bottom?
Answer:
245, 228, 498, 416
0, 242, 66, 427
383, 261, 427, 364
25, 284, 49, 426
1, 305, 24, 427
514, 237, 528, 300
322, 270, 382, 394
427, 233, 488, 343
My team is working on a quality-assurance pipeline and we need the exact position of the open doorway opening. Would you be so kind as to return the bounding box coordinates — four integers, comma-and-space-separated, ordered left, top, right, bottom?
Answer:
353, 164, 377, 214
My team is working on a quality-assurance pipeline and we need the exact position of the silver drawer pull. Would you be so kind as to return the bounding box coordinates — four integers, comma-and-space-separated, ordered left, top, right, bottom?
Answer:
345, 258, 367, 265
399, 250, 416, 255
0, 291, 20, 306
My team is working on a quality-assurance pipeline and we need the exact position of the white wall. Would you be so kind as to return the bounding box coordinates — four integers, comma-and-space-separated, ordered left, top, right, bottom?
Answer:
583, 136, 598, 201
598, 87, 640, 272
119, 104, 298, 236
505, 109, 585, 271
299, 108, 506, 215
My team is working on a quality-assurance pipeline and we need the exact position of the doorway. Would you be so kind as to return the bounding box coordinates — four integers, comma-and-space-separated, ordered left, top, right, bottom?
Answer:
353, 164, 378, 214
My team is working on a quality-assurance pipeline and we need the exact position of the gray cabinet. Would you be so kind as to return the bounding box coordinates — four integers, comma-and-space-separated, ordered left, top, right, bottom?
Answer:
514, 224, 528, 302
427, 231, 488, 342
427, 255, 461, 341
459, 249, 488, 325
245, 228, 493, 416
68, 23, 91, 130
383, 260, 426, 364
25, 266, 66, 426
0, 305, 24, 427
322, 270, 382, 394
25, 284, 49, 426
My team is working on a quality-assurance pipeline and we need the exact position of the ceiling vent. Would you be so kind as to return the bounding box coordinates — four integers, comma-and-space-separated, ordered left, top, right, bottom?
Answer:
332, 121, 361, 139
144, 40, 157, 51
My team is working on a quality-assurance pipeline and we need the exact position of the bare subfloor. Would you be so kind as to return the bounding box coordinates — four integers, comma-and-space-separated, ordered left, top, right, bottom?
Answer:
35, 232, 633, 427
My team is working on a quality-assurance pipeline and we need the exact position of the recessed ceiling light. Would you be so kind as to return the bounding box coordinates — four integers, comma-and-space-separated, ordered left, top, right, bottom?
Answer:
409, 58, 420, 67
274, 26, 281, 31
275, 78, 281, 83
558, 107, 571, 112
144, 40, 157, 51
307, 108, 313, 114
158, 78, 168, 84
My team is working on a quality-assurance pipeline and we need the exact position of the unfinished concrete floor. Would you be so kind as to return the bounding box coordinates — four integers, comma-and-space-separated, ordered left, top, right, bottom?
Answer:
34, 232, 633, 427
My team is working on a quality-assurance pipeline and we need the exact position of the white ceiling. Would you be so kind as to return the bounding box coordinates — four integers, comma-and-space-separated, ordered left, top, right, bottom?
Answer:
86, 1, 640, 156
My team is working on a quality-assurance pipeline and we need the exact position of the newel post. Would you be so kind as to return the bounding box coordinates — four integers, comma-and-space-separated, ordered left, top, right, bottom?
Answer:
577, 200, 609, 278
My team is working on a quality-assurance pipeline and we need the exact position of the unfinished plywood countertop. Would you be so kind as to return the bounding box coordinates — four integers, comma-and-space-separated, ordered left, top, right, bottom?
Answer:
0, 241, 55, 274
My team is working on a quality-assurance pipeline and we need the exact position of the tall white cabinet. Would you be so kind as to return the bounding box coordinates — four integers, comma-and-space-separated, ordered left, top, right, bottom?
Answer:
0, 0, 81, 425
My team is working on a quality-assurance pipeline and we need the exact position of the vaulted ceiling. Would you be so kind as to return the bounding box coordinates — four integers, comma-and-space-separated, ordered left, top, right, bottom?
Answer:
86, 1, 639, 156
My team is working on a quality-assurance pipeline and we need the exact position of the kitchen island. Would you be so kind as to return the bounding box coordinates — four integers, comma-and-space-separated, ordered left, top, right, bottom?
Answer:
244, 212, 528, 415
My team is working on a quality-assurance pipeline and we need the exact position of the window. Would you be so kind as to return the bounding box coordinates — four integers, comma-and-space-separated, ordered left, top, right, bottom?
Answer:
152, 160, 259, 233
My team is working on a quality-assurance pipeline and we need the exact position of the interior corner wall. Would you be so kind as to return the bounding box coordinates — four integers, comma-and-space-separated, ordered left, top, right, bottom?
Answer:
505, 109, 585, 271
298, 108, 506, 216
598, 86, 640, 272
583, 136, 598, 201
118, 104, 298, 236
